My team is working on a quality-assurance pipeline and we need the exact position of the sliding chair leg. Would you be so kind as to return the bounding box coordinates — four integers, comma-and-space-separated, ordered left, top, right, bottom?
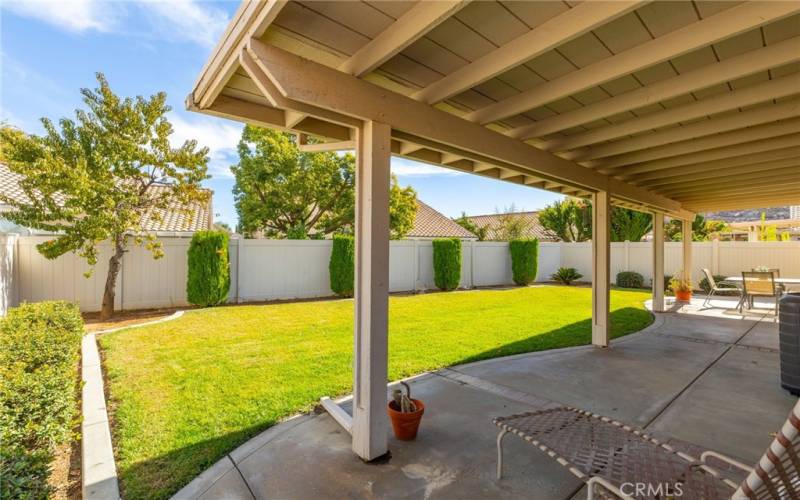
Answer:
496, 429, 508, 479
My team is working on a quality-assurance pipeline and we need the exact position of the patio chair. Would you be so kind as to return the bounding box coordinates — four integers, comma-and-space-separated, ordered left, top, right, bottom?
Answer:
701, 268, 741, 308
752, 268, 785, 295
741, 271, 782, 313
493, 399, 800, 499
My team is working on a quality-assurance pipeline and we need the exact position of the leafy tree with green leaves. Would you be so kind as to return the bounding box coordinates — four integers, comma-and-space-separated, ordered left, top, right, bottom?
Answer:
539, 199, 592, 242
453, 212, 488, 241
232, 126, 417, 239
0, 74, 209, 320
666, 214, 730, 241
611, 208, 652, 242
496, 213, 532, 241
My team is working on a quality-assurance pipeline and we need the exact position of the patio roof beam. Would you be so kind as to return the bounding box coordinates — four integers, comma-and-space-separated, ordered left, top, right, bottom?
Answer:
245, 39, 688, 217
512, 37, 800, 140
684, 195, 800, 211
339, 1, 468, 77
624, 147, 800, 183
412, 1, 642, 104
584, 118, 800, 170
662, 174, 800, 196
639, 159, 800, 188
565, 100, 800, 161
466, 1, 800, 125
676, 183, 800, 202
543, 75, 800, 152
650, 166, 800, 192
602, 134, 800, 176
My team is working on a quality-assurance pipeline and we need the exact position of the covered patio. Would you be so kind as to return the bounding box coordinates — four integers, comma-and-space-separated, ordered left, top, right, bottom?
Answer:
185, 0, 800, 496
173, 297, 795, 499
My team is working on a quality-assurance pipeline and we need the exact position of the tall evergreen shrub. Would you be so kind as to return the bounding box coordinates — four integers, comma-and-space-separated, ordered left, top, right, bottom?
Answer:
329, 234, 355, 297
432, 238, 462, 291
187, 230, 230, 307
509, 239, 539, 285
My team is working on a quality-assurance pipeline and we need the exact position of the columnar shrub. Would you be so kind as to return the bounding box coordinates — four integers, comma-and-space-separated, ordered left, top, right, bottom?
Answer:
0, 301, 83, 499
330, 234, 355, 297
187, 230, 231, 307
616, 271, 644, 289
509, 239, 539, 286
433, 238, 462, 291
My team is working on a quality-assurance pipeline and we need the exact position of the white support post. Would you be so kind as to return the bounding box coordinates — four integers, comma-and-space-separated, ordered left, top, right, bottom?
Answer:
682, 218, 693, 284
652, 212, 665, 313
352, 120, 391, 461
591, 191, 610, 347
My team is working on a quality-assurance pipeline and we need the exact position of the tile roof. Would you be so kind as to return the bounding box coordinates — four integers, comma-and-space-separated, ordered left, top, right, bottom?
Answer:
466, 211, 559, 242
0, 163, 211, 232
407, 200, 476, 239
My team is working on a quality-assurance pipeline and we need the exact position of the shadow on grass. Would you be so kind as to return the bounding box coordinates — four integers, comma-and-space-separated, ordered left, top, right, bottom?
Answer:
113, 306, 652, 499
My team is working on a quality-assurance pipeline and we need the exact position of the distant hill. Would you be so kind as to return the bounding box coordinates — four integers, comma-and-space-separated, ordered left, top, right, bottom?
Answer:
704, 207, 789, 223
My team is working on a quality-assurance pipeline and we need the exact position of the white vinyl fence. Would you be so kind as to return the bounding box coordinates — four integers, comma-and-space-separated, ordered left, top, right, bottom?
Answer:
3, 236, 799, 313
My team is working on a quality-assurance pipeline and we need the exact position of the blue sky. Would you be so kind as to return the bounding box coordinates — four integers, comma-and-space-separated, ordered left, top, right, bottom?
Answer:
1, 0, 563, 227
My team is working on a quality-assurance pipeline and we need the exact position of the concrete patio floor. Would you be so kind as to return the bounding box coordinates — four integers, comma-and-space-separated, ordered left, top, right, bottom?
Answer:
173, 296, 797, 500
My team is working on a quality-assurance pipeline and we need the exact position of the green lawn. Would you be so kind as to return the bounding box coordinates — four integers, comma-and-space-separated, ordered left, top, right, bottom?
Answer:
99, 286, 652, 499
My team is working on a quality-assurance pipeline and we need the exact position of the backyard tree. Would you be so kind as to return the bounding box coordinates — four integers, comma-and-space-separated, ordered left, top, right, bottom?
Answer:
539, 199, 592, 242
611, 209, 652, 242
453, 212, 488, 241
232, 126, 417, 239
0, 74, 209, 320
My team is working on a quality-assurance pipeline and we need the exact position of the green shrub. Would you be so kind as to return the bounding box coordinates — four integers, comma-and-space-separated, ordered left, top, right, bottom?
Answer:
509, 239, 539, 286
698, 274, 738, 295
330, 234, 355, 297
0, 301, 83, 499
616, 271, 644, 289
551, 267, 583, 286
433, 238, 462, 291
187, 231, 230, 307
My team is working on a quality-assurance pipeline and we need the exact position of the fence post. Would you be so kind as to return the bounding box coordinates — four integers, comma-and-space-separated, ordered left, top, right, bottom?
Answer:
237, 237, 244, 303
412, 239, 419, 292
711, 239, 719, 275
624, 240, 630, 270
470, 239, 475, 289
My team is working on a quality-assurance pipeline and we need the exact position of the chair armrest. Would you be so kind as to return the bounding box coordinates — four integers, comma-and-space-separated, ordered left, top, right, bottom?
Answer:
700, 451, 754, 475
586, 477, 635, 500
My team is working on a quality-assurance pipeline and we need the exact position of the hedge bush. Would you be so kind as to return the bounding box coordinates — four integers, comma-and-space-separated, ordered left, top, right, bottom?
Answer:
616, 271, 645, 289
509, 239, 539, 286
0, 301, 83, 499
330, 234, 355, 297
433, 238, 462, 291
187, 230, 230, 307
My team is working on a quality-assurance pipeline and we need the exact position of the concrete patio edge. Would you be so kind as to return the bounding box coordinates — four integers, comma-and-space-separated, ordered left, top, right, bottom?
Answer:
82, 333, 121, 500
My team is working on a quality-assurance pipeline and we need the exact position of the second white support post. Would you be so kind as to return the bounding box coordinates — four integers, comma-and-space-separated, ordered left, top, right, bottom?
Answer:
682, 218, 693, 284
352, 121, 391, 461
652, 212, 665, 313
591, 191, 610, 347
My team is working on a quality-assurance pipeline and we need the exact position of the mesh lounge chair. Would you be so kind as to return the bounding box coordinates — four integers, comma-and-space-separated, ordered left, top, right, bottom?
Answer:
741, 271, 782, 313
702, 268, 741, 308
493, 399, 800, 499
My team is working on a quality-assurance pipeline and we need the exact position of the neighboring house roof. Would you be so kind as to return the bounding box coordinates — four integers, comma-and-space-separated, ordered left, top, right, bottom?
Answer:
407, 200, 476, 239
0, 163, 212, 233
466, 211, 559, 242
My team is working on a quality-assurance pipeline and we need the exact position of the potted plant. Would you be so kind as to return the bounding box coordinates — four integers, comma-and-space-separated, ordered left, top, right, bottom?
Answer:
387, 381, 425, 441
670, 275, 693, 302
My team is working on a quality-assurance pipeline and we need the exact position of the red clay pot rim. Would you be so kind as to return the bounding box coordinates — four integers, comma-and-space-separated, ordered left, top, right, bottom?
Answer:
387, 398, 425, 417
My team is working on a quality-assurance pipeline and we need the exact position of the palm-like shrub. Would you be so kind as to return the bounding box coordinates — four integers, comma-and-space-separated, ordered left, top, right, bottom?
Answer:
433, 238, 462, 291
509, 239, 539, 285
187, 231, 230, 307
329, 234, 355, 297
551, 267, 583, 286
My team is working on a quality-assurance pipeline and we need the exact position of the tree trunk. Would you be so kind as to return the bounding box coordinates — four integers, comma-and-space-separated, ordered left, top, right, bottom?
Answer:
99, 237, 126, 321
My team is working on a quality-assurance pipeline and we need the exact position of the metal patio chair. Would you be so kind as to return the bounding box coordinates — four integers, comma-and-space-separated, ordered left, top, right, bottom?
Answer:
494, 399, 800, 499
741, 271, 782, 313
702, 268, 741, 308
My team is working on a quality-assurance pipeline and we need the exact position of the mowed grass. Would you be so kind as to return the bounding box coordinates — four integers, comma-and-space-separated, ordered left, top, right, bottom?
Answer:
99, 286, 652, 499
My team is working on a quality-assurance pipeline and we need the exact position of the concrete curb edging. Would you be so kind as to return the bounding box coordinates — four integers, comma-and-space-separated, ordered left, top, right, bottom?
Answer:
82, 334, 121, 500
91, 310, 185, 335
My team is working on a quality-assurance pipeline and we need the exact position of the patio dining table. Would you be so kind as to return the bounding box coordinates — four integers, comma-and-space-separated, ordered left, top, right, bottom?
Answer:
723, 275, 800, 310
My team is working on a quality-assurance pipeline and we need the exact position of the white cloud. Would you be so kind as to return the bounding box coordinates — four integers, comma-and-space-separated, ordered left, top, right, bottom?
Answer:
391, 157, 465, 177
2, 0, 119, 33
139, 0, 229, 48
2, 0, 229, 48
168, 113, 242, 178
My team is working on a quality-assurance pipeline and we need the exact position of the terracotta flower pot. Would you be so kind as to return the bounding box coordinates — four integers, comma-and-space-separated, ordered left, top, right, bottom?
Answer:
387, 399, 425, 441
675, 290, 692, 302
